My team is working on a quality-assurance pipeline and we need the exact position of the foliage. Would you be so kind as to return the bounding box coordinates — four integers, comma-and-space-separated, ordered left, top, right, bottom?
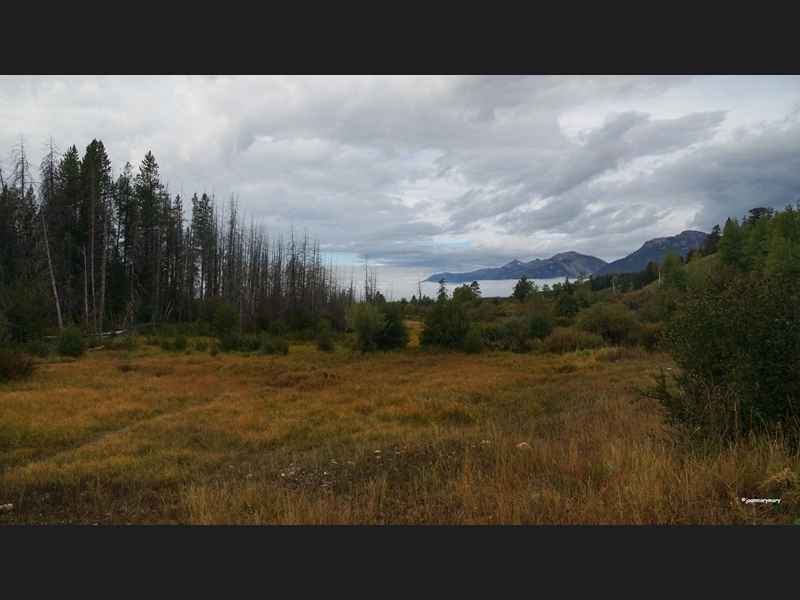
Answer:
58, 322, 87, 357
638, 322, 664, 351
260, 336, 289, 355
541, 327, 604, 354
452, 284, 478, 304
512, 276, 534, 302
211, 299, 240, 338
575, 301, 638, 345
554, 292, 579, 317
375, 301, 410, 350
221, 332, 262, 353
419, 298, 470, 350
657, 267, 800, 444
463, 325, 485, 354
529, 313, 554, 340
316, 319, 336, 352
0, 349, 37, 382
347, 303, 386, 353
346, 301, 409, 353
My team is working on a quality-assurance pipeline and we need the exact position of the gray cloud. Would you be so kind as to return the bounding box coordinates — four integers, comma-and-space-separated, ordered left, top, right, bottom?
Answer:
1, 75, 798, 282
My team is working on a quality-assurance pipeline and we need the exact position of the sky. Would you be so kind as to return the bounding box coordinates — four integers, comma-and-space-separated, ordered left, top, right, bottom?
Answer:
1, 75, 799, 297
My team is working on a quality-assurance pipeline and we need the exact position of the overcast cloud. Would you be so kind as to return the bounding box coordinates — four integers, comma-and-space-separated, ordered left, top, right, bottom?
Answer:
1, 75, 799, 294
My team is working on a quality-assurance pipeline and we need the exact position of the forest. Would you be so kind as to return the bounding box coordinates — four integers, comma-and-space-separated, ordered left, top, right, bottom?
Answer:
0, 138, 358, 347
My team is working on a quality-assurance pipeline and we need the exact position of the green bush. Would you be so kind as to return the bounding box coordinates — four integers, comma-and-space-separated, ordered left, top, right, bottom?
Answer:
463, 326, 486, 354
656, 268, 800, 444
529, 313, 554, 340
212, 299, 240, 337
347, 303, 386, 353
261, 336, 289, 355
173, 335, 188, 351
419, 299, 470, 350
639, 322, 664, 351
58, 323, 87, 357
316, 319, 336, 352
220, 333, 261, 352
346, 301, 409, 353
0, 349, 37, 382
122, 335, 138, 351
542, 327, 604, 354
375, 302, 410, 350
575, 301, 638, 345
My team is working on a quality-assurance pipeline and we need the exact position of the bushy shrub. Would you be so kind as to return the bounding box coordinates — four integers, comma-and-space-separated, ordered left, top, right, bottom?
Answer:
58, 323, 87, 357
375, 302, 410, 350
173, 335, 188, 351
211, 299, 240, 337
346, 301, 409, 352
639, 322, 664, 351
260, 336, 289, 355
419, 299, 470, 350
194, 338, 208, 352
0, 349, 37, 382
347, 303, 387, 352
575, 301, 638, 345
220, 332, 262, 352
542, 328, 604, 354
529, 313, 554, 340
656, 268, 800, 444
316, 319, 336, 352
122, 335, 138, 351
463, 326, 485, 354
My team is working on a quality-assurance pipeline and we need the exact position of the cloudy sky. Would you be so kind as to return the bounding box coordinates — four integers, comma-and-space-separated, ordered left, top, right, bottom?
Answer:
2, 75, 799, 293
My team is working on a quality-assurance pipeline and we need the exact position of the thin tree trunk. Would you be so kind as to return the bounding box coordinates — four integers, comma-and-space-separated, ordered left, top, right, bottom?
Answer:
42, 210, 63, 329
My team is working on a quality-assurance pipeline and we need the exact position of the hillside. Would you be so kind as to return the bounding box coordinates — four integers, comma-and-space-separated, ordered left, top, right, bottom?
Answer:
592, 230, 708, 276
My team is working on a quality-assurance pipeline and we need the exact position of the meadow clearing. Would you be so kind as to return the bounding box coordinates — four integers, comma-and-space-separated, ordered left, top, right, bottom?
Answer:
2, 326, 799, 525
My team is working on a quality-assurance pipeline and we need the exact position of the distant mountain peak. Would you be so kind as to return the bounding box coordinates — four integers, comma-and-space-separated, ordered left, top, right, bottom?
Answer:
425, 252, 607, 283
593, 230, 707, 276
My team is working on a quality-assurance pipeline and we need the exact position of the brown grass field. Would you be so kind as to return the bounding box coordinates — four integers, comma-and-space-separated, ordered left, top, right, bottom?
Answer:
1, 330, 799, 524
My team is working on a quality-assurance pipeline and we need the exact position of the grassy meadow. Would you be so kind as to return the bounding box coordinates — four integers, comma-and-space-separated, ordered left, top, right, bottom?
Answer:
1, 326, 799, 525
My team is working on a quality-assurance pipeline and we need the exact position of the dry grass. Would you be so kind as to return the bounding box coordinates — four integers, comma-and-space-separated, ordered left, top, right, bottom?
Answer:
1, 342, 798, 524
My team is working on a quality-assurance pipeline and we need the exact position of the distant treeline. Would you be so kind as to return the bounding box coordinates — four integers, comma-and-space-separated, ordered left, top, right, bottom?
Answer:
0, 137, 357, 343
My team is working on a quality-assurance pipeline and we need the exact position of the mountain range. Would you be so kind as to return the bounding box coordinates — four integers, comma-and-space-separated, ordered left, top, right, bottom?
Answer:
424, 230, 708, 283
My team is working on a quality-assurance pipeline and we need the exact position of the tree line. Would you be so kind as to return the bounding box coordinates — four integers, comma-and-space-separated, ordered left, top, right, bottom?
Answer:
0, 137, 357, 345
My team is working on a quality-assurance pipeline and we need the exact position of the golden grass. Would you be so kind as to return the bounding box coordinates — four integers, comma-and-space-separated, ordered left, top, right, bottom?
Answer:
1, 343, 798, 524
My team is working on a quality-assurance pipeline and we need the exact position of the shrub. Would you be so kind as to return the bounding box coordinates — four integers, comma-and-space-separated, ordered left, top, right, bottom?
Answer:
575, 301, 638, 345
261, 336, 289, 355
122, 335, 138, 351
542, 328, 604, 354
375, 302, 410, 350
346, 303, 387, 353
419, 299, 470, 350
173, 335, 189, 351
194, 338, 208, 352
220, 333, 261, 352
656, 268, 800, 444
0, 349, 37, 382
529, 313, 554, 340
316, 319, 336, 352
212, 299, 240, 338
463, 326, 485, 354
639, 322, 664, 351
58, 323, 87, 357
